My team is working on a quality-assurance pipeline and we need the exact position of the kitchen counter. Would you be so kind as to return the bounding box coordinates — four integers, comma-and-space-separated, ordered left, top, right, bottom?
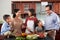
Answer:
0, 24, 60, 40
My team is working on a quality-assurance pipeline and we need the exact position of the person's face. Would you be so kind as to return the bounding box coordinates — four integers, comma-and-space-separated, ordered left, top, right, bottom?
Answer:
45, 7, 51, 15
16, 10, 21, 17
28, 11, 32, 16
6, 16, 11, 23
38, 22, 43, 27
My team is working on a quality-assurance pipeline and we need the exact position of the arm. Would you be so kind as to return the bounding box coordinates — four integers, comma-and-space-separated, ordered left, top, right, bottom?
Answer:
34, 17, 38, 33
25, 18, 33, 33
54, 15, 60, 30
1, 23, 10, 35
26, 27, 33, 33
34, 17, 38, 28
35, 27, 38, 34
1, 23, 6, 35
10, 20, 14, 32
25, 18, 28, 27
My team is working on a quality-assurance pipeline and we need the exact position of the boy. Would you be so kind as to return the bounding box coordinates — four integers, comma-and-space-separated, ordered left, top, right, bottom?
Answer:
1, 14, 11, 36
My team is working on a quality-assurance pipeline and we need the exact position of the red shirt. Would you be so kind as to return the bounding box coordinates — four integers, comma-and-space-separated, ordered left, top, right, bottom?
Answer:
25, 16, 38, 28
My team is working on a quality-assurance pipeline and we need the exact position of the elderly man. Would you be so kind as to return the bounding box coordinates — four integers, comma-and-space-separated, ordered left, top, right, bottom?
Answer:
44, 5, 60, 40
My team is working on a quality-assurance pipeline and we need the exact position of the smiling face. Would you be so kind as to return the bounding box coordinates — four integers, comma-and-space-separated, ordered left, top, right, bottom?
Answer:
38, 21, 43, 27
16, 10, 21, 17
6, 16, 11, 23
45, 7, 51, 15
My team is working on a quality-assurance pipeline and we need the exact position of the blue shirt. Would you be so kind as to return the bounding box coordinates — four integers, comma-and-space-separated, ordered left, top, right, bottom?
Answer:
44, 11, 60, 30
1, 22, 11, 35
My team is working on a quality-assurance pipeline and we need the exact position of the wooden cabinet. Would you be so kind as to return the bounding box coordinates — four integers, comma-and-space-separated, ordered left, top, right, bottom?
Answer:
42, 0, 60, 2
56, 30, 60, 40
12, 2, 36, 18
53, 3, 59, 14
52, 3, 60, 15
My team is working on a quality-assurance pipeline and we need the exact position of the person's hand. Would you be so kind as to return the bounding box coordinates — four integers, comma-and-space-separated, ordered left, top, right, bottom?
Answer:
38, 32, 45, 38
47, 30, 54, 36
27, 27, 31, 32
27, 27, 34, 33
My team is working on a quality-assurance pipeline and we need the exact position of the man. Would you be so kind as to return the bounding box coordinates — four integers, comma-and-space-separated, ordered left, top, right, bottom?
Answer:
1, 14, 11, 36
44, 5, 60, 40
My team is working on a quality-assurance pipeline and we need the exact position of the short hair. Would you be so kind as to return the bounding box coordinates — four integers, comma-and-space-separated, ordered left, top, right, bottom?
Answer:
29, 8, 35, 16
37, 20, 41, 24
45, 5, 52, 10
3, 14, 10, 21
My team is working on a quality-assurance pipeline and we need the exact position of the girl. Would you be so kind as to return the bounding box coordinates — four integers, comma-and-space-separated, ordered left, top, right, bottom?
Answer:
25, 9, 38, 34
35, 20, 46, 40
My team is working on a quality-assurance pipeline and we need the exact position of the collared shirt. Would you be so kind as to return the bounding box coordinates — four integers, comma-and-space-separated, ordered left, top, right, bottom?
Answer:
44, 11, 60, 30
59, 17, 60, 28
1, 22, 11, 35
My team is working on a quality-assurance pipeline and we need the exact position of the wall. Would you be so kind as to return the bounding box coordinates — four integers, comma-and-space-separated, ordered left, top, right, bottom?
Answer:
0, 0, 60, 22
12, 0, 41, 1
0, 0, 40, 22
0, 0, 12, 22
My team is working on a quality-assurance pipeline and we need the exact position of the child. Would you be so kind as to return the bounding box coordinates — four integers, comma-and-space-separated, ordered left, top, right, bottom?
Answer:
35, 20, 47, 40
25, 9, 38, 34
1, 14, 11, 36
35, 20, 44, 34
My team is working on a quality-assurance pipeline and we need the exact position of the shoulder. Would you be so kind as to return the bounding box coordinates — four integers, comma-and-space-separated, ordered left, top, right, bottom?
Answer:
33, 17, 37, 19
53, 13, 59, 20
52, 12, 58, 17
33, 17, 38, 21
2, 22, 8, 25
19, 17, 22, 20
36, 27, 38, 29
26, 17, 30, 21
1, 22, 8, 28
26, 17, 30, 19
11, 18, 15, 22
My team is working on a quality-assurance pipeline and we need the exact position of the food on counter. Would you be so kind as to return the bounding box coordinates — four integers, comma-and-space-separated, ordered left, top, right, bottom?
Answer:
38, 32, 47, 38
21, 33, 27, 37
26, 34, 39, 40
16, 36, 25, 40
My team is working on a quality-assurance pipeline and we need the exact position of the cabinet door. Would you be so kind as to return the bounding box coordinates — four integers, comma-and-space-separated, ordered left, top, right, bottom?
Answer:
53, 3, 59, 14
23, 3, 29, 13
12, 2, 36, 14
29, 3, 36, 10
59, 3, 60, 14
23, 3, 36, 13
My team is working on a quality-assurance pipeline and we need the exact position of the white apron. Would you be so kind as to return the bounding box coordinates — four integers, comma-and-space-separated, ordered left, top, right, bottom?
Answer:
25, 20, 34, 34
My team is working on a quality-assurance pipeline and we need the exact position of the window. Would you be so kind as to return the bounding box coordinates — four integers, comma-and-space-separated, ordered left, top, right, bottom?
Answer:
24, 3, 29, 13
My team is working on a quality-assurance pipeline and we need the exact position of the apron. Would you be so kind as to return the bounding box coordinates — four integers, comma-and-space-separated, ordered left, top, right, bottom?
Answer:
25, 20, 34, 34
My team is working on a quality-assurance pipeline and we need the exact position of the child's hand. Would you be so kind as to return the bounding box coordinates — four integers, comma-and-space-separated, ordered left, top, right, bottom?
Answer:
38, 32, 45, 38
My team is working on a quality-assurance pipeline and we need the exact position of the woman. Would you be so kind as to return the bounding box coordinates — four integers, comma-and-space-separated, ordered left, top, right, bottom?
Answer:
11, 9, 23, 36
25, 9, 38, 34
